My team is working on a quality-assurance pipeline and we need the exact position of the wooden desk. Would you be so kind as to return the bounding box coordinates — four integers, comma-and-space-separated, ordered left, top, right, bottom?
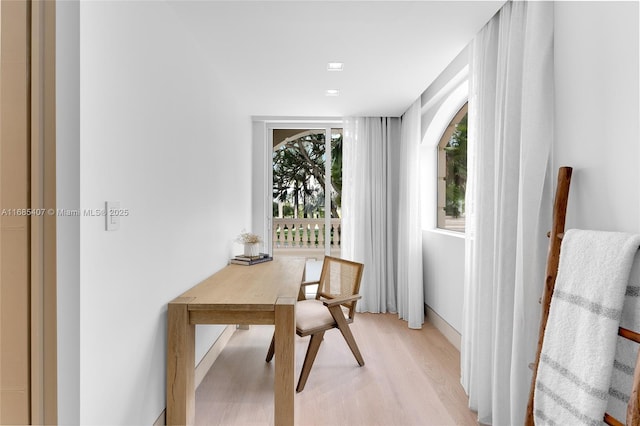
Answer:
166, 257, 305, 426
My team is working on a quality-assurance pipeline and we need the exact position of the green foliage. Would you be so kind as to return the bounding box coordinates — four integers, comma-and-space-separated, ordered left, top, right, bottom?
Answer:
444, 113, 467, 218
272, 202, 294, 218
272, 132, 342, 218
331, 135, 342, 210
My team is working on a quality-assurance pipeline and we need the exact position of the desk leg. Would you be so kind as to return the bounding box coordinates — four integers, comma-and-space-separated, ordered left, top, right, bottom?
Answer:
274, 297, 296, 426
167, 301, 195, 425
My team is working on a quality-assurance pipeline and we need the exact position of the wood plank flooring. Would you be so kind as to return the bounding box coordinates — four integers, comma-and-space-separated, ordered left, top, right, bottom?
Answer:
195, 313, 477, 425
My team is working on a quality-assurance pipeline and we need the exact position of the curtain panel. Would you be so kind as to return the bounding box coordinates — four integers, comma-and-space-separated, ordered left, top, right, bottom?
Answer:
461, 2, 555, 425
342, 117, 399, 314
342, 108, 424, 329
397, 100, 425, 329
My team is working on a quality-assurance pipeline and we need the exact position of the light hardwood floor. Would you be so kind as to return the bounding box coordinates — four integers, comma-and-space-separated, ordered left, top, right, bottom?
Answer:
195, 313, 477, 425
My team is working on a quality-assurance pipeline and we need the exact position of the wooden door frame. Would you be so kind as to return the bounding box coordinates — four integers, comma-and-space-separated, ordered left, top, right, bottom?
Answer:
0, 0, 56, 422
29, 1, 57, 424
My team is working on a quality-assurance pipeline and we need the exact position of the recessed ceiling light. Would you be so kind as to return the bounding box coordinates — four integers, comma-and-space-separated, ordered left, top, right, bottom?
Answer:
325, 89, 340, 96
327, 62, 344, 71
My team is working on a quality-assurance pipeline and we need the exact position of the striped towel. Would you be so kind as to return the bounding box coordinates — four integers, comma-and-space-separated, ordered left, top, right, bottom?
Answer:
534, 229, 640, 426
606, 250, 640, 421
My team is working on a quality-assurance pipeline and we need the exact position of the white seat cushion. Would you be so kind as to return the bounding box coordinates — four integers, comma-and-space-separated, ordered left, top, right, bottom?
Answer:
296, 299, 348, 333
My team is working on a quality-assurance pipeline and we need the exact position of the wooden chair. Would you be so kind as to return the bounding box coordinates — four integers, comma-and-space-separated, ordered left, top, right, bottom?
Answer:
266, 256, 365, 392
526, 167, 640, 425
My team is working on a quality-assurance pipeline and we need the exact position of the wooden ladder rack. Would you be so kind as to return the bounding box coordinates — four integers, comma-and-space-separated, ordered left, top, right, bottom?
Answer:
525, 166, 640, 425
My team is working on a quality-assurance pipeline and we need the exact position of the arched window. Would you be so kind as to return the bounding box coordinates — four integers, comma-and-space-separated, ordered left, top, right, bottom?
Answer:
437, 103, 468, 232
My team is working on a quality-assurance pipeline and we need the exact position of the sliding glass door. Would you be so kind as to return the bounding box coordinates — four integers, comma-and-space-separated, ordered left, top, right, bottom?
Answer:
269, 124, 342, 258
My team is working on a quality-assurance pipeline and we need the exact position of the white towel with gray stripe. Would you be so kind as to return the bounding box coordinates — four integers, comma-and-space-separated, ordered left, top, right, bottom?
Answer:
534, 229, 640, 426
605, 250, 640, 420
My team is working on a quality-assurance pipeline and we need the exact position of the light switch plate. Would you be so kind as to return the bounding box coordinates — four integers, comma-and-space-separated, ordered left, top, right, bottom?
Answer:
106, 201, 120, 231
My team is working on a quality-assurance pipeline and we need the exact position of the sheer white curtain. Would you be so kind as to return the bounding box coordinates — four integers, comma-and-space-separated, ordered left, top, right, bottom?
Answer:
342, 108, 424, 328
461, 2, 554, 425
397, 100, 424, 329
342, 117, 398, 314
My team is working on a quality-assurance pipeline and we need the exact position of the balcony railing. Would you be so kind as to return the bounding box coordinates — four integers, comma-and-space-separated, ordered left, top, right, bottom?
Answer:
273, 218, 341, 250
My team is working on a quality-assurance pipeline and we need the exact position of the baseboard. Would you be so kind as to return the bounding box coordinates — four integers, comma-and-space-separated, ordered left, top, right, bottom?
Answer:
425, 305, 461, 352
153, 410, 165, 426
153, 324, 236, 426
195, 325, 236, 388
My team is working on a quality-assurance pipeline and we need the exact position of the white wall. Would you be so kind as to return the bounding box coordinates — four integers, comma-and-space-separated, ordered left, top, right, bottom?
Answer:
421, 231, 465, 332
420, 47, 469, 334
57, 2, 252, 424
56, 1, 81, 424
420, 0, 640, 336
554, 1, 639, 233
251, 121, 269, 246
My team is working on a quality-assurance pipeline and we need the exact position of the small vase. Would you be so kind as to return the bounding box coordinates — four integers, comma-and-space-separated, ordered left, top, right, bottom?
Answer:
244, 242, 260, 257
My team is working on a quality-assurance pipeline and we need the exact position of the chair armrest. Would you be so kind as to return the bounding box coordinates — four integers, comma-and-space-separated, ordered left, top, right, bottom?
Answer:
298, 280, 321, 301
322, 294, 361, 307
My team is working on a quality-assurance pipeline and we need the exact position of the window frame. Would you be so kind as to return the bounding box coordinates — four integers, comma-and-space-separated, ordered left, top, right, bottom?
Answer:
265, 121, 342, 256
436, 102, 468, 233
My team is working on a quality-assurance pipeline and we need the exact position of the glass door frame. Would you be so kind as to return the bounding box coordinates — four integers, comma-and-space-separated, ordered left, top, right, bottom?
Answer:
265, 120, 342, 257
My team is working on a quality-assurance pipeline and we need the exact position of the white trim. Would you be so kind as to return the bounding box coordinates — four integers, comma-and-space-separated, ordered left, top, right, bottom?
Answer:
426, 228, 466, 240
421, 81, 469, 231
423, 82, 469, 149
324, 126, 333, 256
435, 103, 468, 233
265, 125, 273, 254
253, 116, 342, 124
264, 122, 342, 131
257, 118, 343, 256
421, 65, 469, 114
426, 305, 461, 351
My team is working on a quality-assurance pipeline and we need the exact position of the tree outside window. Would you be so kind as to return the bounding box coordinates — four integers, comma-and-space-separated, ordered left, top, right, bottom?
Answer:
272, 131, 342, 219
437, 104, 467, 232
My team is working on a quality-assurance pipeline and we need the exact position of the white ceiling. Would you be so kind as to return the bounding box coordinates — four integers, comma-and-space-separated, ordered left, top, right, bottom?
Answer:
169, 1, 505, 117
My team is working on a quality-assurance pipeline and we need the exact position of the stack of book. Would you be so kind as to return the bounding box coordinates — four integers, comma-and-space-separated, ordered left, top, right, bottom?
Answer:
230, 253, 273, 266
